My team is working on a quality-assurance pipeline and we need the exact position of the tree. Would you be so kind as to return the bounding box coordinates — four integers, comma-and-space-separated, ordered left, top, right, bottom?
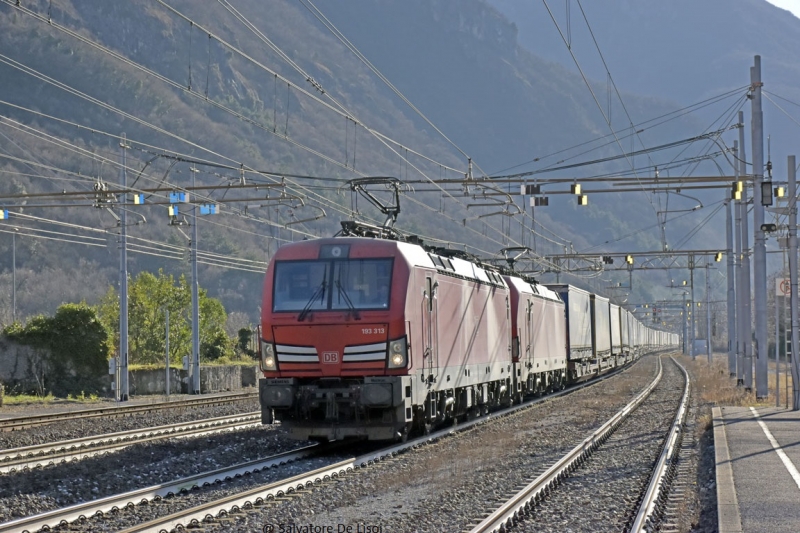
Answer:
96, 270, 232, 366
237, 327, 257, 358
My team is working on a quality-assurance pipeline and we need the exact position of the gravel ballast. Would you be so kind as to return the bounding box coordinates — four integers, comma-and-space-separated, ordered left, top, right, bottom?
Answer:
0, 354, 726, 533
0, 398, 309, 524
198, 355, 666, 533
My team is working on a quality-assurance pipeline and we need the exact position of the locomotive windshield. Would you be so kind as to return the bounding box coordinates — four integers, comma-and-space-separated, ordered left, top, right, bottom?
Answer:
272, 258, 393, 312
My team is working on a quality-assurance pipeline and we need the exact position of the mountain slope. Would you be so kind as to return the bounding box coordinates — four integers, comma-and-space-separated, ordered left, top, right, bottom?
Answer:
0, 0, 729, 325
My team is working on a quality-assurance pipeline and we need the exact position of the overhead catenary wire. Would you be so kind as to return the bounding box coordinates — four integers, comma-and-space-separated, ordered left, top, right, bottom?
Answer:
2, 214, 268, 273
0, 0, 672, 262
0, 35, 485, 249
295, 0, 486, 176
0, 1, 752, 278
540, 0, 658, 219
491, 85, 750, 176
205, 0, 524, 251
0, 112, 339, 240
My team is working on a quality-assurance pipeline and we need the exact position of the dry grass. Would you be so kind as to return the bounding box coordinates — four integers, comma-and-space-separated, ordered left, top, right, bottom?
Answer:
678, 354, 770, 408
680, 353, 798, 408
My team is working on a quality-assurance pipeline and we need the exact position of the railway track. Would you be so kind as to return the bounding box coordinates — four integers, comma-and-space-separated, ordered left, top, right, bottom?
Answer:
0, 354, 671, 533
0, 443, 325, 533
466, 355, 689, 533
0, 391, 257, 432
0, 412, 260, 474
0, 356, 647, 533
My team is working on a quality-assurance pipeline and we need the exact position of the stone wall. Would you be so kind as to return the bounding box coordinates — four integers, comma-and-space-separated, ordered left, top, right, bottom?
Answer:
125, 365, 260, 395
0, 337, 48, 393
0, 337, 260, 396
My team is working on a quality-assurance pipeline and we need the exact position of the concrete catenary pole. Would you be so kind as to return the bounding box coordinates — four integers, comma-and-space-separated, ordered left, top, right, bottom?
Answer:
751, 56, 768, 398
726, 197, 736, 376
739, 111, 754, 390
190, 166, 201, 394
119, 133, 129, 402
683, 292, 687, 355
12, 231, 15, 323
165, 309, 170, 397
788, 156, 800, 409
706, 264, 712, 363
690, 255, 696, 359
734, 140, 744, 382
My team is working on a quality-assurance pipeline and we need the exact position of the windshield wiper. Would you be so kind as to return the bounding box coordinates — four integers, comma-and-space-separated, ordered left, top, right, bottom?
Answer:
298, 280, 326, 322
335, 281, 361, 320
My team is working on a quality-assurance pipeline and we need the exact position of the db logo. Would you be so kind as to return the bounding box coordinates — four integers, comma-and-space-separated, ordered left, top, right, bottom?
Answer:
322, 352, 339, 364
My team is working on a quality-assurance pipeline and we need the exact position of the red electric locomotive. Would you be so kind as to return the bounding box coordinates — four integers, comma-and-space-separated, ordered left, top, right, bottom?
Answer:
503, 275, 567, 397
258, 233, 515, 441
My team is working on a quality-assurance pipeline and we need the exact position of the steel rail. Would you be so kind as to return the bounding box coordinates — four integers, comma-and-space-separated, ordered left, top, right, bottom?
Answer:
629, 356, 690, 532
0, 391, 257, 432
0, 443, 322, 533
1, 360, 631, 477
0, 354, 655, 532
114, 438, 427, 533
0, 412, 260, 474
108, 353, 659, 533
467, 356, 667, 533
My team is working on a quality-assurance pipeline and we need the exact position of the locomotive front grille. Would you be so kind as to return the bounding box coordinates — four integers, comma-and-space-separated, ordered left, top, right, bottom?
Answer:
276, 344, 318, 363
343, 342, 387, 362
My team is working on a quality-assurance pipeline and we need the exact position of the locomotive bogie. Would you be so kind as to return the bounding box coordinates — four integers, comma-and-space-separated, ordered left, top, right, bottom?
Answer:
260, 375, 414, 441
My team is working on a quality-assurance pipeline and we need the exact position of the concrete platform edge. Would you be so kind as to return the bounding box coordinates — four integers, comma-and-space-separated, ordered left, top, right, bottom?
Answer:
714, 406, 742, 533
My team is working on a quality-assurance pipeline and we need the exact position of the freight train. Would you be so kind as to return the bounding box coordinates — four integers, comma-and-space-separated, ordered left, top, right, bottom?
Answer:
257, 227, 677, 441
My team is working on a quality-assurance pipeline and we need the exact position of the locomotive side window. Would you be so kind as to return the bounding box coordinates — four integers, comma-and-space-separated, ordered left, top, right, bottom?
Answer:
273, 258, 392, 312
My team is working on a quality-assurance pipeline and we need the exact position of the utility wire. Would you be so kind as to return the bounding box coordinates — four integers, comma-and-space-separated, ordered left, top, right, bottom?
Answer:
491, 86, 749, 175
206, 0, 519, 249
540, 0, 657, 218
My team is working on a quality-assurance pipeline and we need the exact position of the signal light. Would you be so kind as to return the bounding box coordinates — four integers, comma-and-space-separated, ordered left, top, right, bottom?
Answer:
532, 196, 549, 207
761, 223, 777, 233
761, 181, 774, 206
732, 181, 743, 200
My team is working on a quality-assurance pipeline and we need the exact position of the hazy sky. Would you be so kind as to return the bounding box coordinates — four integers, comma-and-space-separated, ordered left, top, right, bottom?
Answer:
767, 0, 800, 17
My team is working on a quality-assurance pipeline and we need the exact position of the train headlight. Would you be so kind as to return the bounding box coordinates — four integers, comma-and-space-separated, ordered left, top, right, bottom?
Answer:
387, 336, 407, 369
261, 342, 277, 371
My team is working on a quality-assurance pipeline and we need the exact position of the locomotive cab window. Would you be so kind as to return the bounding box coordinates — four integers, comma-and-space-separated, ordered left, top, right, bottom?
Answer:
332, 259, 392, 310
273, 258, 393, 312
272, 261, 329, 312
